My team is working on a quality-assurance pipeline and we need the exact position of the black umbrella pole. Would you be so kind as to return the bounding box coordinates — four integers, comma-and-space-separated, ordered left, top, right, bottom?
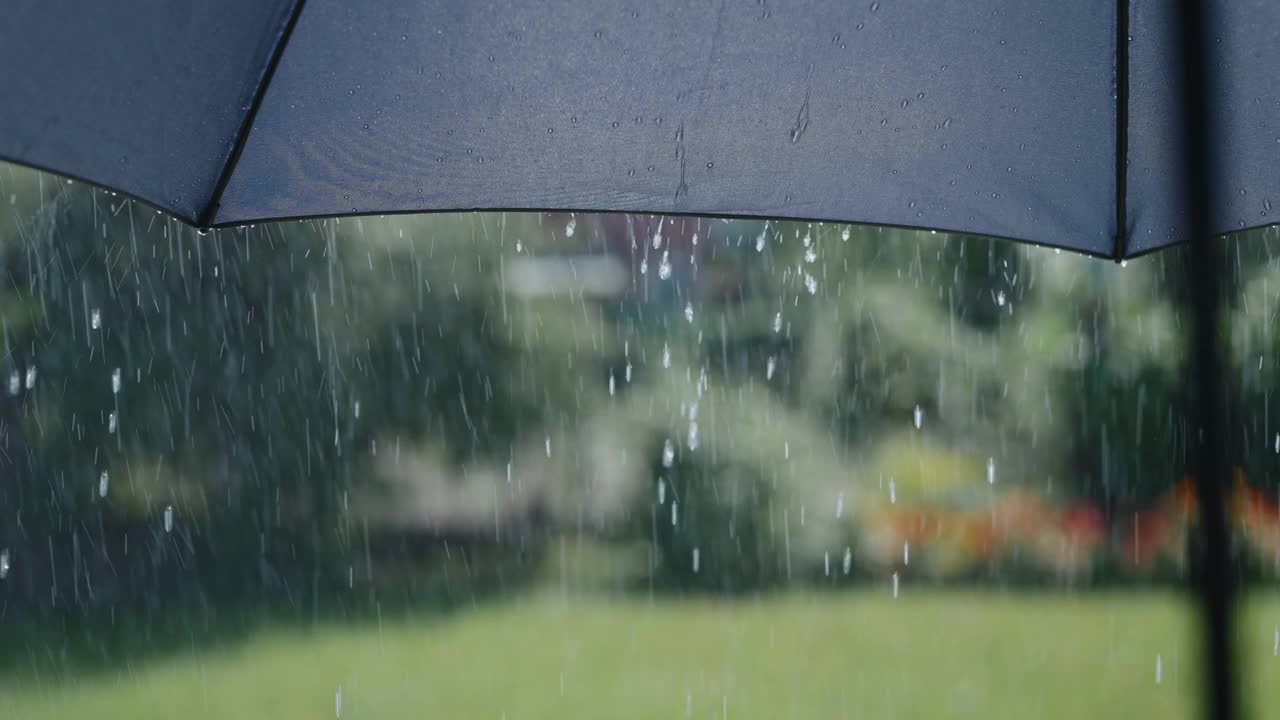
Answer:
1176, 1, 1239, 719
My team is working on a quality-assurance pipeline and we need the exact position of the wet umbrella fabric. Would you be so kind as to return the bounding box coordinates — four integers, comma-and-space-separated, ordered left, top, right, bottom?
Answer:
2, 0, 1278, 259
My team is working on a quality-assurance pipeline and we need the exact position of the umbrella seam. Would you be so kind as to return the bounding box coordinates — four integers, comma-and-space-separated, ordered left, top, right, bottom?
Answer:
1114, 0, 1130, 261
197, 0, 308, 230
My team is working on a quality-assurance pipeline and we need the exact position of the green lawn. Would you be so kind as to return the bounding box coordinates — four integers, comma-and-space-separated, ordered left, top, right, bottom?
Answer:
3, 589, 1277, 719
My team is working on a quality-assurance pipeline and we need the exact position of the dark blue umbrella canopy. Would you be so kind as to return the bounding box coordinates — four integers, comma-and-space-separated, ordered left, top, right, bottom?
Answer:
1, 0, 1277, 258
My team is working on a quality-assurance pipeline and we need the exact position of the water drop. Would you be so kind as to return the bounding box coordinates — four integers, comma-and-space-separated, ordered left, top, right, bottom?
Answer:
912, 404, 923, 429
662, 438, 676, 467
658, 478, 666, 504
766, 356, 777, 380
841, 227, 851, 241
0, 549, 9, 579
91, 308, 101, 330
892, 571, 899, 598
99, 471, 109, 497
111, 367, 122, 394
7, 371, 18, 396
163, 505, 174, 533
684, 303, 694, 323
662, 343, 671, 368
564, 218, 576, 237
987, 457, 996, 484
24, 367, 36, 390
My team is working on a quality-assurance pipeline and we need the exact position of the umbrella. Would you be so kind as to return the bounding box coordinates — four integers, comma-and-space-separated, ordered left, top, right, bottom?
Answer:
0, 0, 1275, 259
0, 1, 1258, 717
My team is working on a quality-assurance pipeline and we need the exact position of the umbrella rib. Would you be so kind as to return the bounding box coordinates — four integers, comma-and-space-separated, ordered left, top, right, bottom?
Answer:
1114, 0, 1130, 260
197, 0, 309, 230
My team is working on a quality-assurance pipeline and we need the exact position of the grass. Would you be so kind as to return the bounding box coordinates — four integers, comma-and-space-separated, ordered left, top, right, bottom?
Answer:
3, 588, 1277, 719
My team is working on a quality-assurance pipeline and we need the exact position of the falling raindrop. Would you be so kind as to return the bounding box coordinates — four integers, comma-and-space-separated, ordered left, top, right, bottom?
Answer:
892, 571, 899, 598
111, 367, 122, 394
842, 547, 853, 574
658, 478, 666, 504
684, 303, 694, 323
163, 505, 174, 533
662, 343, 671, 368
841, 227, 851, 241
658, 251, 672, 280
687, 421, 699, 450
1155, 655, 1163, 684
609, 374, 616, 396
996, 290, 1007, 307
889, 479, 897, 503
545, 436, 552, 458
773, 312, 783, 333
662, 438, 676, 467
913, 404, 923, 429
24, 367, 35, 390
766, 356, 777, 380
0, 549, 9, 580
804, 247, 817, 263
755, 228, 767, 252
804, 273, 818, 294
91, 308, 101, 330
107, 412, 117, 434
335, 686, 343, 718
836, 492, 845, 519
98, 471, 109, 497
671, 502, 679, 526
903, 542, 910, 565
692, 547, 700, 573
564, 218, 576, 237
7, 371, 18, 396
987, 457, 996, 484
